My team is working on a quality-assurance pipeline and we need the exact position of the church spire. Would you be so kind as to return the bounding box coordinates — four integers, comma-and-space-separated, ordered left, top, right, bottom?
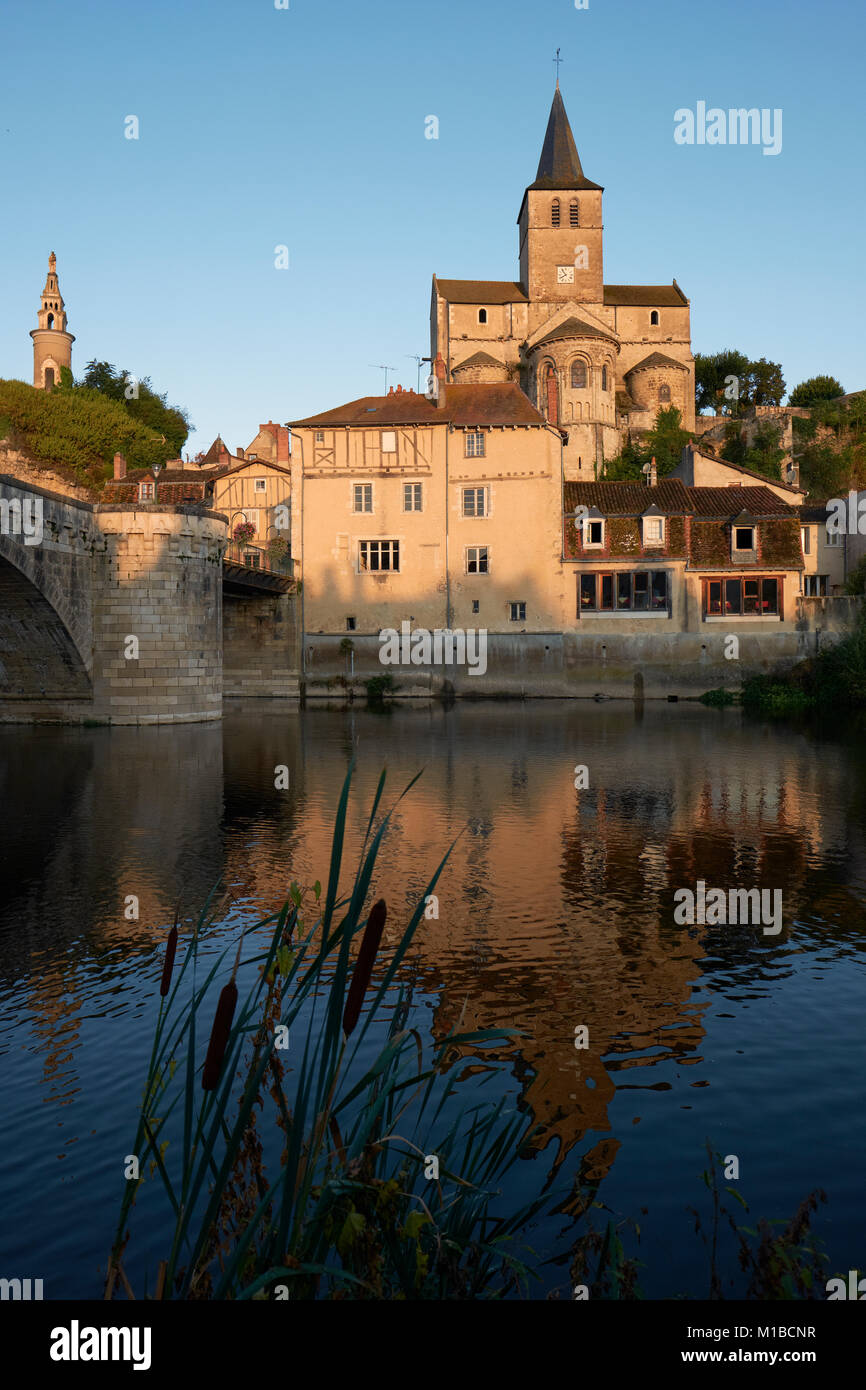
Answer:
529, 88, 603, 192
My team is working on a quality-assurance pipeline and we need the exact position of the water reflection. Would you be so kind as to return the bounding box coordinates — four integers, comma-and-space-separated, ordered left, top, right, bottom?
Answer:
1, 703, 865, 1296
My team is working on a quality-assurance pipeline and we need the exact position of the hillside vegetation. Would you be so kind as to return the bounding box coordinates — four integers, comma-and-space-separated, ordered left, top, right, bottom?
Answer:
0, 377, 176, 492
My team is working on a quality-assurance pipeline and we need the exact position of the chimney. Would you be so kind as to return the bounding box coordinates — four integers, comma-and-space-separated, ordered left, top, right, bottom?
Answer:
113, 452, 127, 480
649, 455, 658, 487
276, 425, 290, 464
236, 446, 245, 459
434, 352, 447, 381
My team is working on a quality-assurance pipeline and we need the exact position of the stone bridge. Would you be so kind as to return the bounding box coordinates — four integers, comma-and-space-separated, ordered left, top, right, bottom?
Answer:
0, 476, 300, 723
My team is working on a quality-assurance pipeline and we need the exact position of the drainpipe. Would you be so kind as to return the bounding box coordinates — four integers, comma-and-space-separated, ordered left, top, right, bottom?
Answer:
445, 424, 452, 629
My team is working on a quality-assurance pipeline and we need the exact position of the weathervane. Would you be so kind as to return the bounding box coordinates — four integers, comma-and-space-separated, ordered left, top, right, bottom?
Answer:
553, 47, 563, 87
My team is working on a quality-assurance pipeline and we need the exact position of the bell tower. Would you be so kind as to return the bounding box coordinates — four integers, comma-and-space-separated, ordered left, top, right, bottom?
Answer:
31, 252, 74, 390
517, 87, 604, 315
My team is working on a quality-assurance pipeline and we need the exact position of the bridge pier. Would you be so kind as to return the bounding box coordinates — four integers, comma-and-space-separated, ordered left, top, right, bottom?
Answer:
92, 507, 226, 724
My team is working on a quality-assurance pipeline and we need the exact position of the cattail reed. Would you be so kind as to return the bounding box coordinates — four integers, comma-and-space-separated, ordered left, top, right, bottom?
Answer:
202, 940, 242, 1091
159, 925, 178, 997
342, 898, 387, 1038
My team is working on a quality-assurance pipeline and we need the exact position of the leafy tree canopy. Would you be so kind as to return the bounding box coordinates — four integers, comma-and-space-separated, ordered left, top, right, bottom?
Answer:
788, 375, 845, 407
695, 351, 786, 413
603, 407, 692, 481
66, 360, 192, 456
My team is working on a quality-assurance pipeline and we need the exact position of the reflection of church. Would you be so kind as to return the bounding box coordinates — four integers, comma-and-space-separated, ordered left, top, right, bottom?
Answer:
430, 86, 696, 479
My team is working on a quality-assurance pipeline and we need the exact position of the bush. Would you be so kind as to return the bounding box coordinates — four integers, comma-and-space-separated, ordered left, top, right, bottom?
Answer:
699, 688, 735, 707
0, 377, 174, 489
365, 673, 398, 703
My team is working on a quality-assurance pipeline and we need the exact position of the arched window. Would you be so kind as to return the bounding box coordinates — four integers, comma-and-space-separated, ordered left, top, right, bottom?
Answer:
659, 384, 671, 402
570, 360, 587, 389
650, 310, 660, 326
44, 367, 55, 389
601, 365, 608, 391
478, 308, 487, 325
551, 198, 560, 227
570, 199, 579, 227
47, 313, 54, 329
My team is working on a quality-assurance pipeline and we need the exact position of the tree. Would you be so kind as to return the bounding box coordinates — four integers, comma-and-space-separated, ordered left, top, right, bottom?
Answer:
695, 350, 785, 413
721, 419, 786, 480
788, 375, 844, 407
78, 360, 192, 456
603, 406, 691, 480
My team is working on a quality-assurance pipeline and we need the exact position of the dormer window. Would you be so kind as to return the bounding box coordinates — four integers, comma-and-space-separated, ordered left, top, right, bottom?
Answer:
734, 525, 755, 551
583, 517, 605, 548
478, 308, 488, 325
650, 311, 660, 326
643, 515, 665, 546
139, 482, 155, 501
551, 198, 561, 227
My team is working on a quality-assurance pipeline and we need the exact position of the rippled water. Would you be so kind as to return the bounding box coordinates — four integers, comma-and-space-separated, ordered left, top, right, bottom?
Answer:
1, 701, 865, 1298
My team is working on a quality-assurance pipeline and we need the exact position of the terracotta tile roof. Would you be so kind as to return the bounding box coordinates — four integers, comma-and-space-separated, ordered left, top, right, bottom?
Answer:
533, 316, 617, 348
564, 480, 691, 514
200, 435, 229, 464
453, 351, 504, 370
686, 486, 796, 517
626, 352, 689, 374
604, 283, 689, 307
526, 88, 603, 193
104, 469, 207, 486
563, 480, 796, 519
434, 278, 528, 304
289, 383, 546, 429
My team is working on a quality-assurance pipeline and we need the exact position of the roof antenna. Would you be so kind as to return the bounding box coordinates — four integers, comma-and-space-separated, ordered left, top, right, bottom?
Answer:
369, 364, 396, 392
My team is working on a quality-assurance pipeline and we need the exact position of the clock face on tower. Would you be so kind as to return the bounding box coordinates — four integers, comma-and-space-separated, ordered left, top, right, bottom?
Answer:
557, 265, 575, 284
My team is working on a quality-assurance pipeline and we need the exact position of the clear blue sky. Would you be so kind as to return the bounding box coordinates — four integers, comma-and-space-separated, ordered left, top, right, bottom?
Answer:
1, 0, 863, 455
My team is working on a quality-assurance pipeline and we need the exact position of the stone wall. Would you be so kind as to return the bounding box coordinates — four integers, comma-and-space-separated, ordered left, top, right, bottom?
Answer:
91, 507, 226, 724
223, 592, 301, 698
300, 627, 833, 700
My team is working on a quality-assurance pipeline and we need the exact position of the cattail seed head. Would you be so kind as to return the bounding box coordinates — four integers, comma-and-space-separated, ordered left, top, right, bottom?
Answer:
202, 980, 238, 1090
342, 899, 387, 1038
159, 925, 178, 997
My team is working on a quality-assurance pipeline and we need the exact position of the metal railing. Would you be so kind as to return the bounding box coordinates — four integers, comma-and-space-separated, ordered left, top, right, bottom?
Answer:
223, 540, 294, 579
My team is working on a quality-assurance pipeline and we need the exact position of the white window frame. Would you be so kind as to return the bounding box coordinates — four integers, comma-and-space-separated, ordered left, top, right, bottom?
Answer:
358, 539, 400, 573
825, 528, 842, 548
462, 486, 488, 518
732, 524, 756, 555
403, 482, 423, 512
353, 483, 373, 514
254, 478, 267, 492
582, 518, 605, 549
509, 601, 527, 622
139, 482, 154, 501
315, 430, 325, 443
801, 526, 811, 556
642, 516, 665, 546
381, 431, 397, 454
466, 546, 489, 575
465, 431, 486, 458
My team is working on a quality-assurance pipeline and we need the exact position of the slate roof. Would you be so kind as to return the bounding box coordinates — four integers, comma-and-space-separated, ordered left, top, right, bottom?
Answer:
527, 88, 603, 192
434, 278, 528, 304
604, 283, 689, 307
290, 383, 546, 429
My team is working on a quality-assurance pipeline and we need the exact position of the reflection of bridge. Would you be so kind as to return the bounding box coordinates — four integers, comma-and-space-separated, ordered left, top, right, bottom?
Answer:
0, 475, 300, 722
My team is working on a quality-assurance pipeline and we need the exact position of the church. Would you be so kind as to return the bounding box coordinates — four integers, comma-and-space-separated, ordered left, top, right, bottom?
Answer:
430, 85, 696, 479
